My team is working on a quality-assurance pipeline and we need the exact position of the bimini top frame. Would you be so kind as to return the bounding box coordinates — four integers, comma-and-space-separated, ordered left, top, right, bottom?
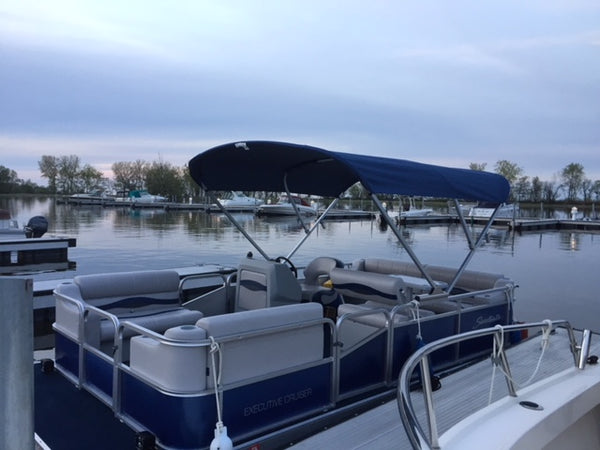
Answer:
189, 141, 510, 291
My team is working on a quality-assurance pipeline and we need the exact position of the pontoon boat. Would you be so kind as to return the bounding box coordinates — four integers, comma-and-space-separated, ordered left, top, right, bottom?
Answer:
37, 140, 519, 449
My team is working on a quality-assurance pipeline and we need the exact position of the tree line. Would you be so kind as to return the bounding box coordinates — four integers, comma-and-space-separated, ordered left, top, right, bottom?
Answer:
34, 155, 200, 202
1, 155, 599, 203
470, 160, 600, 203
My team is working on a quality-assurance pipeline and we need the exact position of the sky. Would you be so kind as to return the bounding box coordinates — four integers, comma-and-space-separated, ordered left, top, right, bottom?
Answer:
1, 1, 599, 186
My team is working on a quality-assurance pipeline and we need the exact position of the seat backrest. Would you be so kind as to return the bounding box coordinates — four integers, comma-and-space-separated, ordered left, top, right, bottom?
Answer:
73, 269, 181, 314
425, 265, 507, 291
196, 303, 323, 387
361, 258, 423, 278
330, 267, 408, 306
235, 257, 302, 311
303, 256, 344, 285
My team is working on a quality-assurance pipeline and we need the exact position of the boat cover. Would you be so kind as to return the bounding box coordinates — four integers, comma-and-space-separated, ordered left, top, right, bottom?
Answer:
189, 141, 510, 202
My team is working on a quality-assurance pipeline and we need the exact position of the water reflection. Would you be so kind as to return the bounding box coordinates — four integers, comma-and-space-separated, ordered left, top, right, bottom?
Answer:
4, 196, 600, 332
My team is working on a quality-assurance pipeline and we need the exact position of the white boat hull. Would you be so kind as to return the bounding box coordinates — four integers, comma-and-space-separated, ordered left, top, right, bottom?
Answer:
440, 363, 600, 449
258, 204, 317, 216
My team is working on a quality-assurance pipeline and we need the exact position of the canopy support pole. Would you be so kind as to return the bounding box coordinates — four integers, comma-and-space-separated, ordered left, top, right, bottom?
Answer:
206, 190, 271, 261
370, 193, 439, 292
286, 197, 340, 260
446, 204, 502, 293
283, 173, 310, 233
453, 199, 475, 250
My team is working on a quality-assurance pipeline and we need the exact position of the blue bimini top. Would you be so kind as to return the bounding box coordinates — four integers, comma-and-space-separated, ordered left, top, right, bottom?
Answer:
188, 141, 509, 203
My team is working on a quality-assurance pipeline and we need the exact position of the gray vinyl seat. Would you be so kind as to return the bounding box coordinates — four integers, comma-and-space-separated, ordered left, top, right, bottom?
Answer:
329, 267, 410, 306
53, 270, 203, 353
129, 303, 324, 392
235, 256, 302, 311
300, 256, 344, 304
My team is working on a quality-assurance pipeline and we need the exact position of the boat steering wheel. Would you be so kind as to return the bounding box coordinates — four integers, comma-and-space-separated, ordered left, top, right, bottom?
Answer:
275, 256, 298, 278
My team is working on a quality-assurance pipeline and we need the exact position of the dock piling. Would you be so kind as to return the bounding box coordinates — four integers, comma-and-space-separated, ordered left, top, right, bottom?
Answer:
0, 277, 34, 450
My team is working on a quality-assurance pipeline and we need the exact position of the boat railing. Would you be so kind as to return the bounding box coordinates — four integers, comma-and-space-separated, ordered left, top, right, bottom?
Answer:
419, 283, 515, 332
335, 301, 424, 397
178, 272, 231, 307
112, 315, 338, 416
397, 320, 588, 450
52, 293, 119, 391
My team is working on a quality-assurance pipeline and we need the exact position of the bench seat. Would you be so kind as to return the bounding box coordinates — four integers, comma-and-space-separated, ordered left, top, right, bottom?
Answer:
54, 270, 203, 351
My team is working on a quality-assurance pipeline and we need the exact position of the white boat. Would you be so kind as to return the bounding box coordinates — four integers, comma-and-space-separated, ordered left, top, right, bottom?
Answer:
447, 200, 477, 216
216, 191, 264, 211
295, 322, 600, 449
67, 192, 107, 205
0, 209, 48, 239
128, 189, 167, 203
0, 209, 24, 239
398, 322, 600, 449
468, 202, 519, 219
257, 194, 317, 216
35, 140, 519, 449
399, 197, 434, 217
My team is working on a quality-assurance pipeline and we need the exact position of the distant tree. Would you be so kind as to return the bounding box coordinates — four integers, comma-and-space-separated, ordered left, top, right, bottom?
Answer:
38, 155, 59, 193
0, 165, 19, 193
57, 155, 81, 194
513, 176, 530, 202
112, 160, 148, 192
541, 178, 562, 202
112, 161, 135, 191
494, 160, 523, 185
469, 162, 487, 171
530, 176, 543, 203
145, 160, 184, 201
17, 179, 44, 194
494, 160, 523, 201
592, 180, 600, 202
580, 178, 595, 203
131, 160, 148, 190
561, 163, 585, 201
79, 164, 104, 193
180, 165, 203, 200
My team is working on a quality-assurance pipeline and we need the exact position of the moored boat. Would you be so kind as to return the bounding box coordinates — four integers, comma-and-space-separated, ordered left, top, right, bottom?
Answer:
399, 197, 434, 217
36, 140, 519, 449
128, 190, 167, 203
398, 321, 600, 449
0, 209, 48, 239
216, 191, 264, 212
257, 195, 317, 216
468, 202, 519, 219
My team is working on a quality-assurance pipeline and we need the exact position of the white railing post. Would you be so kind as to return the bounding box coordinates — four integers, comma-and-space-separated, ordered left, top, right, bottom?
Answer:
1, 277, 34, 450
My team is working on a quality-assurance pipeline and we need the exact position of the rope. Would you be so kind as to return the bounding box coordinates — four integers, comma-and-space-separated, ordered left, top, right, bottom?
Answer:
209, 336, 224, 432
410, 300, 422, 341
488, 324, 504, 405
488, 320, 553, 405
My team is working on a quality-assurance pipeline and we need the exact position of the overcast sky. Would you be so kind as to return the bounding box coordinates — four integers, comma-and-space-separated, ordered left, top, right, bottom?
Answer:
1, 1, 599, 186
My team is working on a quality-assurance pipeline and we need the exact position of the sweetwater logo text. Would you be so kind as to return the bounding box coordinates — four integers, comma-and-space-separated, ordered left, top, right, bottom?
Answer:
473, 314, 501, 329
243, 388, 313, 416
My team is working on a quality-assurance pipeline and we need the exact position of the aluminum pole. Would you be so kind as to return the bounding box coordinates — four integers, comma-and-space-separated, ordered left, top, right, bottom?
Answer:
1, 277, 34, 450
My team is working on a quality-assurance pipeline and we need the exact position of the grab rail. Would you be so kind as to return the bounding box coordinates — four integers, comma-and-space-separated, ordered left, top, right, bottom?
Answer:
112, 316, 338, 415
397, 320, 584, 450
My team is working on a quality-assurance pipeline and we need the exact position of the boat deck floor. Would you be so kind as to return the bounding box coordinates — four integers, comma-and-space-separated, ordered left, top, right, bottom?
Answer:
34, 359, 136, 450
291, 329, 600, 449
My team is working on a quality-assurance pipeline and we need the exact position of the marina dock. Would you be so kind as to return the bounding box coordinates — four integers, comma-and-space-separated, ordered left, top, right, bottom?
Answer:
0, 237, 76, 274
397, 214, 600, 232
57, 197, 600, 232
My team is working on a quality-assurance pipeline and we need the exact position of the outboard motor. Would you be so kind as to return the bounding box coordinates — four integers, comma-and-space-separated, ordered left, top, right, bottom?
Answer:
25, 216, 48, 238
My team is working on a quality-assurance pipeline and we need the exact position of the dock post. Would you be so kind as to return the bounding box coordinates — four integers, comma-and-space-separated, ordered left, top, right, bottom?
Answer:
0, 277, 34, 450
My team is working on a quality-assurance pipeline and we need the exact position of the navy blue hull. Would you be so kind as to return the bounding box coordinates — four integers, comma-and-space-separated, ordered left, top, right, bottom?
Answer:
122, 363, 333, 449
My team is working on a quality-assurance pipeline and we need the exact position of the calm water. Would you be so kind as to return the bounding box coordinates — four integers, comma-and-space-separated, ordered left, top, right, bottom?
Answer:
3, 196, 600, 332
